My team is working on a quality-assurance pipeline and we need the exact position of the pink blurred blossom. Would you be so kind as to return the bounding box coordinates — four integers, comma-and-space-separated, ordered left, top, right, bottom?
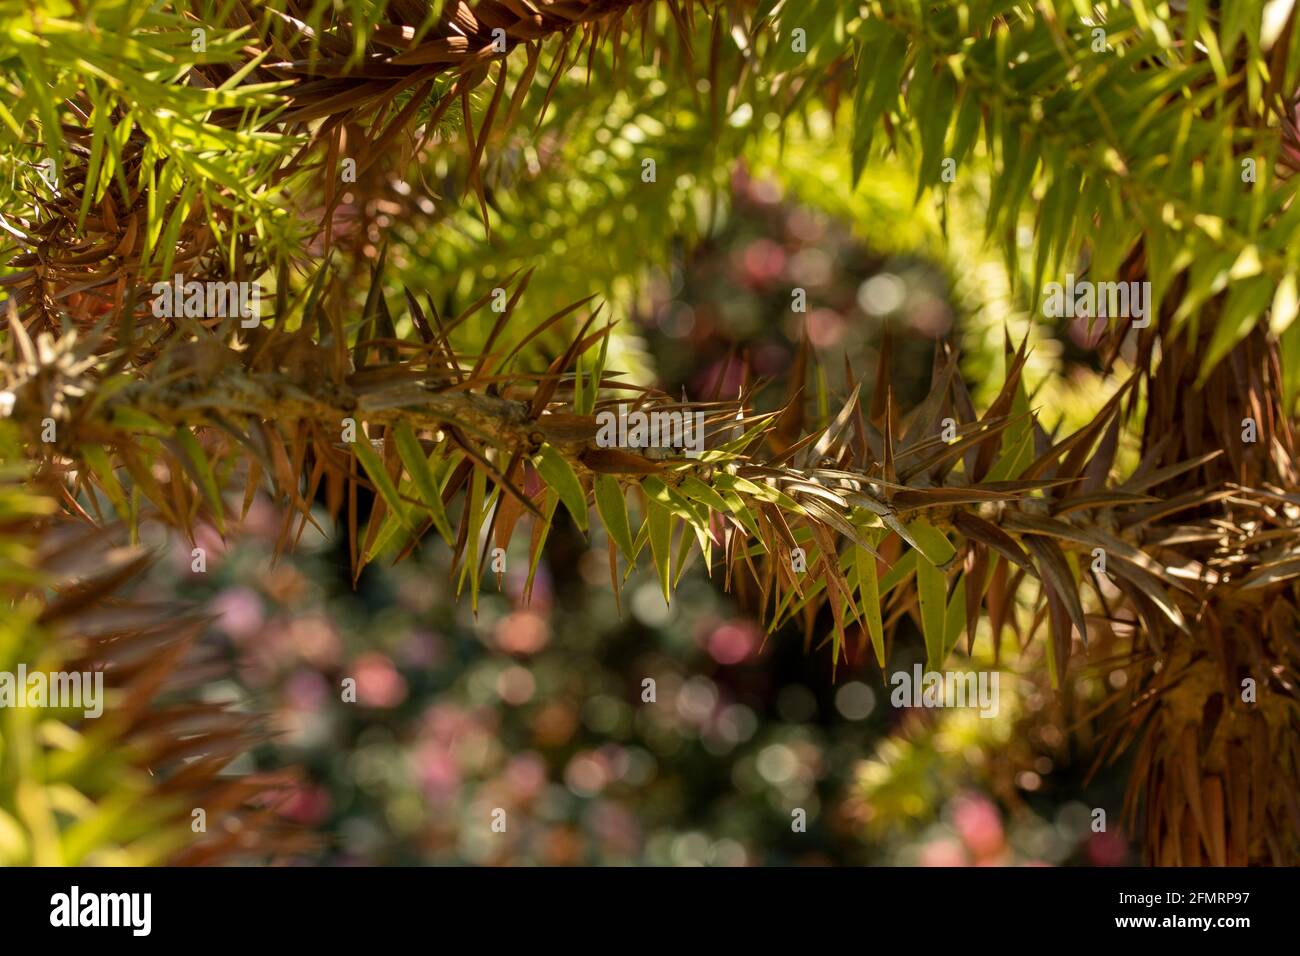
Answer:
353, 652, 407, 708
281, 785, 332, 825
287, 614, 343, 668
284, 668, 328, 711
706, 620, 760, 665
737, 239, 787, 286
952, 794, 1005, 860
209, 587, 264, 640
564, 751, 611, 796
919, 838, 968, 867
415, 744, 461, 799
1086, 830, 1129, 866
495, 610, 549, 655
504, 753, 547, 800
805, 308, 846, 348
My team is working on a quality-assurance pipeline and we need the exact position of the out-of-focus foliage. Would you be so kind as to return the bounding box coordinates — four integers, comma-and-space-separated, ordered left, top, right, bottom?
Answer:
112, 174, 1124, 867
2, 0, 1300, 866
0, 423, 304, 864
157, 492, 1118, 865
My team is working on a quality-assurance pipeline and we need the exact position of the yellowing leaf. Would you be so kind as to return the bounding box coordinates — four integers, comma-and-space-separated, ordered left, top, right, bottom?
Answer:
173, 427, 225, 535
79, 444, 126, 515
903, 518, 956, 568
392, 422, 454, 544
353, 430, 411, 532
917, 554, 947, 670
853, 542, 885, 667
534, 444, 588, 533
942, 572, 967, 659
1271, 272, 1299, 335
594, 474, 635, 560
645, 496, 672, 603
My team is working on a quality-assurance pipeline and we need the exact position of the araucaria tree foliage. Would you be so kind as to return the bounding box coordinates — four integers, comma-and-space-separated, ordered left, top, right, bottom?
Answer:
2, 0, 1299, 865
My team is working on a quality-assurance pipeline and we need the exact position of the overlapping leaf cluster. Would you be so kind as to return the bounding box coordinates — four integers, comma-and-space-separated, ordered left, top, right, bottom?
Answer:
0, 423, 306, 864
2, 0, 1300, 864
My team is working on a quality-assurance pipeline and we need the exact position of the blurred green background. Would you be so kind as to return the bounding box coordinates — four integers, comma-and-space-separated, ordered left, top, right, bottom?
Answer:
143, 167, 1131, 866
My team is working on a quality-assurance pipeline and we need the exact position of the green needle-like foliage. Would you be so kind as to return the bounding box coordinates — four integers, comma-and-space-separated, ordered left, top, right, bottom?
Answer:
2, 0, 1299, 866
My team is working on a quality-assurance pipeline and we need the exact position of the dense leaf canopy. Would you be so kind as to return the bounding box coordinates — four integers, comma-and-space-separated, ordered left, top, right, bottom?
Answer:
2, 0, 1299, 865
